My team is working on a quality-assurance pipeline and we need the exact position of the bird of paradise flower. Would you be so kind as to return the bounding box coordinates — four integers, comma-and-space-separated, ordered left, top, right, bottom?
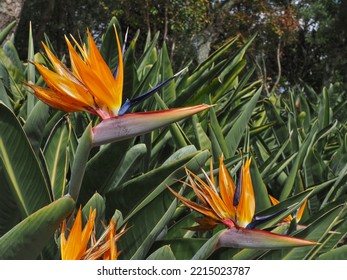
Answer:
26, 26, 211, 146
60, 207, 126, 260
168, 155, 318, 249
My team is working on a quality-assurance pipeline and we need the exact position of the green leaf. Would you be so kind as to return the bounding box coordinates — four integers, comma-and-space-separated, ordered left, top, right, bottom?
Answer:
250, 159, 272, 212
209, 106, 230, 158
123, 31, 139, 101
154, 238, 207, 260
116, 150, 210, 259
192, 230, 225, 260
130, 198, 177, 260
107, 150, 209, 218
191, 115, 211, 151
23, 101, 50, 155
0, 196, 75, 260
154, 93, 190, 148
225, 86, 262, 156
105, 143, 147, 193
0, 78, 11, 109
146, 245, 176, 260
68, 123, 93, 201
27, 22, 35, 116
0, 102, 51, 218
0, 48, 25, 83
282, 204, 345, 260
136, 32, 159, 80
100, 17, 122, 71
79, 138, 133, 204
82, 192, 106, 238
43, 117, 70, 199
318, 245, 347, 260
159, 42, 176, 104
3, 40, 24, 73
0, 21, 16, 45
317, 87, 331, 130
280, 122, 318, 200
0, 169, 21, 236
176, 36, 239, 96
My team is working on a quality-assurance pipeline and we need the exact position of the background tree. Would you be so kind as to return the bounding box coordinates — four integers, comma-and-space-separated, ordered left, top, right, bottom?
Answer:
12, 0, 347, 91
0, 0, 25, 36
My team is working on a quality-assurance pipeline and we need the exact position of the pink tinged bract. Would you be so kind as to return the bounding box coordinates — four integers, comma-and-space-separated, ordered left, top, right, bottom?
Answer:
92, 104, 212, 146
217, 227, 317, 250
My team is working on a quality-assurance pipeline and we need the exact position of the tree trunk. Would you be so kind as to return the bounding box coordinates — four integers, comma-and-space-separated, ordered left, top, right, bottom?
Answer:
0, 0, 25, 35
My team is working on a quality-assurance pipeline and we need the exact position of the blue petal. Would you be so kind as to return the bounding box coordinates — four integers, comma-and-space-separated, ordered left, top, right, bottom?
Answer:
118, 68, 187, 115
246, 204, 297, 229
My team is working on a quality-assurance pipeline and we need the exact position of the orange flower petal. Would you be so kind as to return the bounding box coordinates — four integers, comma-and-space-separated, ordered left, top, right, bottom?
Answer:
168, 186, 220, 221
60, 208, 96, 260
27, 84, 92, 113
218, 155, 236, 217
269, 194, 293, 223
296, 199, 307, 222
236, 159, 255, 227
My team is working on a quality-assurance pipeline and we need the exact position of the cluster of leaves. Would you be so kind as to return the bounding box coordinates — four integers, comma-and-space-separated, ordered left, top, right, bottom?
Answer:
0, 17, 346, 260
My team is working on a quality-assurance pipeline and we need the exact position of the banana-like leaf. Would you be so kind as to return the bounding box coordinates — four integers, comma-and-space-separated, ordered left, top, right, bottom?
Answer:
82, 192, 106, 238
209, 105, 229, 158
159, 42, 176, 105
43, 117, 70, 199
318, 245, 347, 260
281, 204, 345, 260
79, 138, 134, 204
146, 245, 176, 260
154, 238, 207, 260
0, 48, 25, 84
0, 21, 16, 45
130, 196, 177, 260
0, 102, 51, 218
136, 31, 159, 80
122, 31, 139, 101
0, 78, 11, 109
104, 143, 147, 193
192, 230, 225, 260
92, 104, 211, 146
0, 169, 21, 236
106, 149, 209, 218
23, 101, 50, 155
68, 123, 93, 201
0, 196, 75, 260
192, 114, 211, 151
225, 86, 262, 156
27, 22, 35, 116
117, 150, 210, 259
318, 87, 331, 131
100, 16, 122, 71
3, 40, 24, 74
280, 122, 318, 200
250, 159, 272, 212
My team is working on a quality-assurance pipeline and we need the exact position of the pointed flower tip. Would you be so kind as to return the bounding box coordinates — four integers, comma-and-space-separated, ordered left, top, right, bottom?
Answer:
218, 227, 318, 250
174, 67, 188, 77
